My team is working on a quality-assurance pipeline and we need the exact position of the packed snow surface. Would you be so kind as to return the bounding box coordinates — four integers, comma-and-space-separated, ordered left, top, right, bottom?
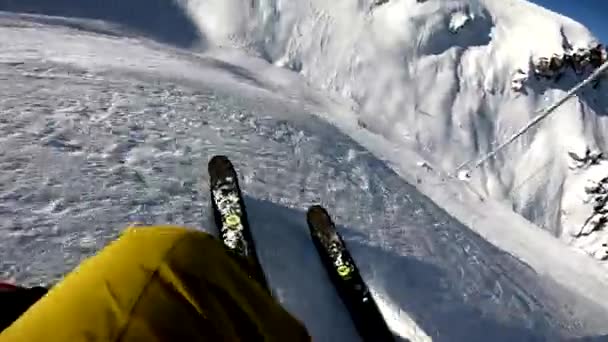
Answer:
1, 0, 608, 341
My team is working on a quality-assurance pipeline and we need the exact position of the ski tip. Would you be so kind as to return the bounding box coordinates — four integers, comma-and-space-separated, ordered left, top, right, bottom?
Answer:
306, 205, 334, 227
208, 155, 234, 174
307, 204, 326, 213
209, 155, 231, 166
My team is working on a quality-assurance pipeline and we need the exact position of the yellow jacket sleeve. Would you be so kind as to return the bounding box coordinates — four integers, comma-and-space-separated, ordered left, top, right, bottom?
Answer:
0, 225, 310, 342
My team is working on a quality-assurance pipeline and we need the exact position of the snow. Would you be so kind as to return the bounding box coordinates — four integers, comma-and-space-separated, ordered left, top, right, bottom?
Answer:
177, 0, 608, 264
0, 0, 608, 341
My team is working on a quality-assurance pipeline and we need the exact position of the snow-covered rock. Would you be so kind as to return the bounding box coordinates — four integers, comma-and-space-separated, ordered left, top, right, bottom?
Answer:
448, 10, 472, 34
562, 154, 608, 260
529, 45, 607, 84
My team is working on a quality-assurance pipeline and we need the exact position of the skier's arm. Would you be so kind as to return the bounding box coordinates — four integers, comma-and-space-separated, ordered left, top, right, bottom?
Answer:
0, 226, 310, 342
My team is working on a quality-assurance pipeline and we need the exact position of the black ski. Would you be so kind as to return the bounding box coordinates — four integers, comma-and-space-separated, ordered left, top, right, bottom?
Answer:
306, 205, 394, 342
208, 155, 269, 291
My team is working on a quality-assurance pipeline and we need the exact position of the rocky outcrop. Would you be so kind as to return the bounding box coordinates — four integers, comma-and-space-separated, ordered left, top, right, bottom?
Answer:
511, 44, 608, 92
561, 149, 608, 261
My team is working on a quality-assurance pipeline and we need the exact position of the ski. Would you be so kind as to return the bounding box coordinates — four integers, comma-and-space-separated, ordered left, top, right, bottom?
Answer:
306, 205, 394, 342
208, 155, 269, 291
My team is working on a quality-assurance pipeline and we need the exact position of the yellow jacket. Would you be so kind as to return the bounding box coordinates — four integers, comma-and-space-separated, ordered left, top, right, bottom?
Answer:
1, 226, 310, 341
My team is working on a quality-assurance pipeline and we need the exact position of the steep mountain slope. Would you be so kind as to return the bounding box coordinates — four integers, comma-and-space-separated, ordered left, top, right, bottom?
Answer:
178, 0, 608, 262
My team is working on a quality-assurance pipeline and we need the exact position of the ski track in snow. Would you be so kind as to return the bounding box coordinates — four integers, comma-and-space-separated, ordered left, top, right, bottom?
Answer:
0, 11, 607, 342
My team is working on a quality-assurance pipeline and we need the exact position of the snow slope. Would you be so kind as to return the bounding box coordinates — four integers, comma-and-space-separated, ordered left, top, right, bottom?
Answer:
0, 2, 607, 342
177, 0, 608, 263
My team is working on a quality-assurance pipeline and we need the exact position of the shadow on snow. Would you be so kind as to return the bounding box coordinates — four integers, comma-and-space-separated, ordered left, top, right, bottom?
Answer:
0, 0, 203, 48
244, 197, 558, 342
